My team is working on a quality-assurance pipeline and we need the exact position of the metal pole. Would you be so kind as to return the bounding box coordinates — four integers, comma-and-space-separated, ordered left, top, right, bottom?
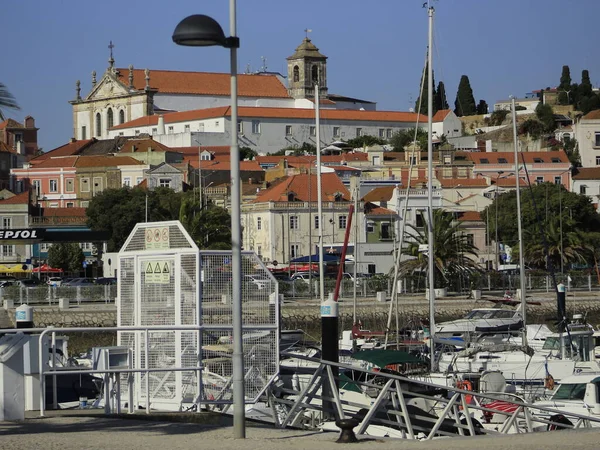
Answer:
145, 193, 148, 223
495, 180, 499, 269
512, 97, 527, 347
353, 182, 358, 324
316, 85, 325, 302
308, 162, 312, 298
560, 186, 563, 275
229, 0, 245, 438
426, 5, 436, 372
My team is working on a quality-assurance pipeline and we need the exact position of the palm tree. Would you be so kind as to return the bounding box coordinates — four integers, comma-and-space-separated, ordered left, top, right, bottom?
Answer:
398, 209, 480, 288
524, 218, 586, 271
0, 82, 20, 121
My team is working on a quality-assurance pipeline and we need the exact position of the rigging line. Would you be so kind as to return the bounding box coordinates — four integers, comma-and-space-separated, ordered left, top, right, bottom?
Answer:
384, 47, 429, 347
519, 152, 559, 294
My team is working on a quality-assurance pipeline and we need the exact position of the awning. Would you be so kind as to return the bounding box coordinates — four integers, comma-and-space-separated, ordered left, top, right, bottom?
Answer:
32, 264, 63, 273
351, 349, 426, 367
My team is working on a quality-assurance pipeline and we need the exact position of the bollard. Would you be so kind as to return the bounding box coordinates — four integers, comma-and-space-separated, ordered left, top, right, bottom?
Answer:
335, 418, 359, 443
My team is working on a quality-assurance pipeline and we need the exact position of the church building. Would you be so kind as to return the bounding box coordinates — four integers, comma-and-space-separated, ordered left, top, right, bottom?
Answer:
70, 38, 376, 141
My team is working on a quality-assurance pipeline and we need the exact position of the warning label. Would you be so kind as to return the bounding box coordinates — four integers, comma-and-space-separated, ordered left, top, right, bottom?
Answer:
145, 227, 170, 250
144, 260, 171, 284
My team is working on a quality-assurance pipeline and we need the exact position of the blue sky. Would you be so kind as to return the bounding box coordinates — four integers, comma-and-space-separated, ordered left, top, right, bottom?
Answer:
2, 0, 598, 151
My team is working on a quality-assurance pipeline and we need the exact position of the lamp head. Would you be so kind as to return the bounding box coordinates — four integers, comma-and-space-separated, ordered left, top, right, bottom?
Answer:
173, 14, 228, 47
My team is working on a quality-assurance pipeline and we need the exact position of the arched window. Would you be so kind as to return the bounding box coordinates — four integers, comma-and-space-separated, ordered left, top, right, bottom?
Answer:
95, 113, 102, 137
107, 108, 114, 129
119, 109, 125, 124
293, 65, 300, 82
311, 66, 319, 83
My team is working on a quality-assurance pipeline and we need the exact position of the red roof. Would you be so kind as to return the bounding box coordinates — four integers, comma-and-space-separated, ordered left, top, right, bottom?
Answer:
28, 155, 143, 169
112, 106, 423, 130
119, 138, 171, 153
0, 191, 30, 205
0, 119, 23, 130
362, 186, 395, 202
365, 203, 396, 216
192, 160, 263, 172
116, 68, 290, 98
583, 110, 600, 120
30, 139, 94, 162
457, 211, 482, 222
42, 207, 86, 218
438, 178, 488, 188
573, 168, 600, 180
0, 142, 16, 154
432, 109, 452, 122
173, 145, 230, 155
254, 173, 349, 202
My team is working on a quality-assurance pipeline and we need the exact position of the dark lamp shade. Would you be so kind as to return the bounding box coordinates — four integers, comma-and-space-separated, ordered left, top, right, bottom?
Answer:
172, 14, 227, 47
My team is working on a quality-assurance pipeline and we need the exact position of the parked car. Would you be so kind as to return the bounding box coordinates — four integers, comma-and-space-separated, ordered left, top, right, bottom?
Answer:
46, 277, 63, 287
290, 272, 319, 284
15, 278, 42, 287
63, 278, 95, 286
244, 274, 271, 290
0, 280, 14, 288
95, 277, 117, 285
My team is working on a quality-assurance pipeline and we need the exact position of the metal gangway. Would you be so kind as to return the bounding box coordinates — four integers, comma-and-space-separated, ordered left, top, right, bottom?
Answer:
257, 353, 600, 440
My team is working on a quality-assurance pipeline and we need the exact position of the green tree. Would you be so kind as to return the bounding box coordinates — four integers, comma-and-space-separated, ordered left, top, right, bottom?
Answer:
483, 183, 600, 270
414, 64, 436, 116
179, 193, 231, 249
486, 110, 509, 126
346, 135, 385, 148
454, 75, 477, 116
579, 70, 593, 98
389, 128, 427, 152
535, 102, 555, 133
564, 137, 581, 167
558, 65, 572, 104
0, 82, 19, 121
86, 187, 183, 252
434, 81, 449, 111
398, 210, 480, 288
273, 142, 316, 156
476, 100, 489, 115
239, 146, 257, 160
48, 243, 85, 273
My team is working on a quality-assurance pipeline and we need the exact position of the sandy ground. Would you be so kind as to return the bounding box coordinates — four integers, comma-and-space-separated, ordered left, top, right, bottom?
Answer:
2, 415, 600, 450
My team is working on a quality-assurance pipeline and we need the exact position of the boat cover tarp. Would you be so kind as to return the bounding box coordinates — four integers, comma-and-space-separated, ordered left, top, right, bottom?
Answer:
475, 320, 523, 333
351, 349, 426, 367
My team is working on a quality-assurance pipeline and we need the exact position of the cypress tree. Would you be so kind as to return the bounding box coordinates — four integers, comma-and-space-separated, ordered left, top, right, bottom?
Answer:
558, 65, 572, 104
476, 100, 489, 115
414, 64, 437, 116
454, 75, 477, 116
435, 81, 449, 111
579, 70, 593, 97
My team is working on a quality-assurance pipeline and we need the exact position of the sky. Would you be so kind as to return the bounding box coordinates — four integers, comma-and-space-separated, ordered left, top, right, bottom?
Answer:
2, 0, 599, 151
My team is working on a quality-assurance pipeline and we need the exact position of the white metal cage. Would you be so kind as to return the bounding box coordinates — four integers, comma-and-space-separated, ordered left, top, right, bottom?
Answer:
117, 221, 279, 411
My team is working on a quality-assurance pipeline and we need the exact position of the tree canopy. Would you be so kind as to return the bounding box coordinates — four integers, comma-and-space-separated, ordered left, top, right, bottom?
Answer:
179, 192, 231, 249
482, 182, 600, 270
454, 75, 477, 116
476, 100, 489, 115
434, 81, 449, 112
389, 128, 427, 152
346, 135, 386, 148
558, 65, 572, 105
48, 243, 85, 273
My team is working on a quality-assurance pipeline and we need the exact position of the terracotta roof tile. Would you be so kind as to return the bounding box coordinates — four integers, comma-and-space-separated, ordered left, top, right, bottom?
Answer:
42, 207, 86, 218
0, 118, 23, 130
365, 203, 397, 216
457, 211, 482, 222
33, 156, 79, 168
112, 106, 423, 130
573, 168, 600, 180
0, 191, 30, 205
194, 160, 263, 172
0, 142, 16, 154
254, 172, 349, 202
362, 186, 395, 202
116, 68, 290, 98
432, 109, 452, 122
30, 139, 94, 162
119, 138, 171, 153
75, 155, 144, 168
582, 110, 600, 120
174, 145, 230, 155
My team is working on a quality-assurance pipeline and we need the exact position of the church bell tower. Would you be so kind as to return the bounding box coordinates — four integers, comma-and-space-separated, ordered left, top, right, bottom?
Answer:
287, 36, 328, 100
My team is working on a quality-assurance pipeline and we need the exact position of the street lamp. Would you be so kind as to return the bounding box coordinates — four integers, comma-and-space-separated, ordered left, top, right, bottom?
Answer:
173, 5, 245, 439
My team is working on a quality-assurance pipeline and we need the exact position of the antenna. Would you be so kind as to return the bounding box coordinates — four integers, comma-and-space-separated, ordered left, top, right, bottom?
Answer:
245, 62, 251, 74
304, 28, 313, 39
260, 56, 268, 72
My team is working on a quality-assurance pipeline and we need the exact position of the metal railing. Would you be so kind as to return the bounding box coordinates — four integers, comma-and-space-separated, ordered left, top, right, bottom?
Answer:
265, 353, 600, 439
0, 285, 117, 305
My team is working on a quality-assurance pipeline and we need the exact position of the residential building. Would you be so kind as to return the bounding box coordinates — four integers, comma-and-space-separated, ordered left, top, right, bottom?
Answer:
0, 191, 34, 266
494, 98, 540, 112
0, 116, 39, 159
241, 172, 361, 266
574, 110, 600, 168
108, 106, 423, 154
572, 168, 600, 211
146, 163, 187, 192
432, 110, 463, 139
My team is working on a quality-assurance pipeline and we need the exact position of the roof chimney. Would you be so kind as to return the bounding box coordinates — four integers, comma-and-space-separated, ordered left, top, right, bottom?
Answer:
157, 116, 165, 135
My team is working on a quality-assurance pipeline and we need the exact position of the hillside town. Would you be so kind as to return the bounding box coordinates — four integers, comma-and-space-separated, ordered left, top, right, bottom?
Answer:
0, 36, 598, 282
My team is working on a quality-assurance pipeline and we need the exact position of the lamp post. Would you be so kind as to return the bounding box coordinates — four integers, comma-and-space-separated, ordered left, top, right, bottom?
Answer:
494, 171, 505, 269
173, 5, 245, 439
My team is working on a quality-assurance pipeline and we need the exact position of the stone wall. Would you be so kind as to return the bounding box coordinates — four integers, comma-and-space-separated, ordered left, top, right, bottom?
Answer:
5, 308, 117, 328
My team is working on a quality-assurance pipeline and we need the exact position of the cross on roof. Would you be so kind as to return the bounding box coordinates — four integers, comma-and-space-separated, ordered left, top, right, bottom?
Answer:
108, 41, 115, 68
304, 28, 312, 39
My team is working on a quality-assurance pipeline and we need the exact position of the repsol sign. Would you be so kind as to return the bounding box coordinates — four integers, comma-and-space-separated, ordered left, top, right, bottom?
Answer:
0, 229, 45, 240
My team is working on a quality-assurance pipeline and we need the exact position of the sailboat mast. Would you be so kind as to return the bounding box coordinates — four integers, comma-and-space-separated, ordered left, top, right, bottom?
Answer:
511, 96, 528, 347
426, 5, 436, 372
316, 84, 325, 302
